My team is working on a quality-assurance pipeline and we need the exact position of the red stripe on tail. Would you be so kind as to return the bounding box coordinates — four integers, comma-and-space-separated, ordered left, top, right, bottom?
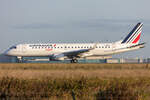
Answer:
132, 33, 141, 44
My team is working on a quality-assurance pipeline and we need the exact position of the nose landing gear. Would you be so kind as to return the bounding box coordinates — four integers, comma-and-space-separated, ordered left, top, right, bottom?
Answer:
17, 56, 23, 63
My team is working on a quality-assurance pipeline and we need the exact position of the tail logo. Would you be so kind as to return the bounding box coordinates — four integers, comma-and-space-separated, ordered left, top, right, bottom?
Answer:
121, 23, 143, 44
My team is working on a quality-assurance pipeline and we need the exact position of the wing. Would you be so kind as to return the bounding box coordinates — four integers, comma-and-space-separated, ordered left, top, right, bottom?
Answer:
63, 43, 98, 58
63, 49, 90, 58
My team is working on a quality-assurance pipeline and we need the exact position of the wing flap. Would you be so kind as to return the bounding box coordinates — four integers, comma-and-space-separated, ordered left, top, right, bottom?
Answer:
63, 43, 99, 58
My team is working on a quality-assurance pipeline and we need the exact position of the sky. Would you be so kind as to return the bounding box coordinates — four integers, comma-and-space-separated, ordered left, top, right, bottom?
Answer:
0, 0, 150, 58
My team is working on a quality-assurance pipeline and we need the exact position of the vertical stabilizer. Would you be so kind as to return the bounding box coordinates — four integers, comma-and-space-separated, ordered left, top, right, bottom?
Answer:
121, 22, 143, 44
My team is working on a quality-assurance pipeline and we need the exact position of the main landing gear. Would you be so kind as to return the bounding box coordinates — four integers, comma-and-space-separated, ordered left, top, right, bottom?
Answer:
70, 58, 78, 63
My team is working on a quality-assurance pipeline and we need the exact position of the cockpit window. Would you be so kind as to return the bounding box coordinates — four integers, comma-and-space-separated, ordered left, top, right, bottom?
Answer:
10, 46, 17, 49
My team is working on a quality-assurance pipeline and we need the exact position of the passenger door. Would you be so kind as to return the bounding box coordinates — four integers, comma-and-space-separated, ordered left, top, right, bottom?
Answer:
22, 45, 27, 53
112, 43, 116, 52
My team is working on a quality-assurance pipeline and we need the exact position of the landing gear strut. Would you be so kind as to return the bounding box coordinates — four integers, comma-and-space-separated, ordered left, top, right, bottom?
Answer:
17, 56, 23, 63
70, 59, 78, 63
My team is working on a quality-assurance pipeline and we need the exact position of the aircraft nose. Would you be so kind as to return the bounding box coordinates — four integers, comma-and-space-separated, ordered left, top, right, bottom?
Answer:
4, 49, 11, 56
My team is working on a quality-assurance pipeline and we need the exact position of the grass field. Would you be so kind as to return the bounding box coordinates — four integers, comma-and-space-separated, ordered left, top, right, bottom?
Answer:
0, 63, 150, 100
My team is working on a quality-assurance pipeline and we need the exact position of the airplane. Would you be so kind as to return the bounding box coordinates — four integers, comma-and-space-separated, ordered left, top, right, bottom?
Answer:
5, 22, 145, 63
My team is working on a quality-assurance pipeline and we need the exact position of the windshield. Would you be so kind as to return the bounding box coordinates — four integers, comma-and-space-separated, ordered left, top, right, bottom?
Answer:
10, 46, 17, 49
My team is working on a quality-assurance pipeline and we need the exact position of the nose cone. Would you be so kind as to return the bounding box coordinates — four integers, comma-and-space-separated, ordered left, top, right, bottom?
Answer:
4, 49, 12, 56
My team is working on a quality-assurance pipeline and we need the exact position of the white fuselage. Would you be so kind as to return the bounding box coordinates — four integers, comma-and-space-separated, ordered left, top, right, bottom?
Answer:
5, 42, 141, 58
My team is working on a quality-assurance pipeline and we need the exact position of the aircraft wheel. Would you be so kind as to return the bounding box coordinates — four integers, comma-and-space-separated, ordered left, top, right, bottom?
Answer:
70, 59, 73, 63
70, 59, 78, 63
17, 56, 23, 63
74, 59, 78, 63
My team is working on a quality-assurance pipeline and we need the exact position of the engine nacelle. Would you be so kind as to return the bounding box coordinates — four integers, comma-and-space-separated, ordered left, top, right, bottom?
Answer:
56, 57, 66, 61
49, 54, 66, 61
